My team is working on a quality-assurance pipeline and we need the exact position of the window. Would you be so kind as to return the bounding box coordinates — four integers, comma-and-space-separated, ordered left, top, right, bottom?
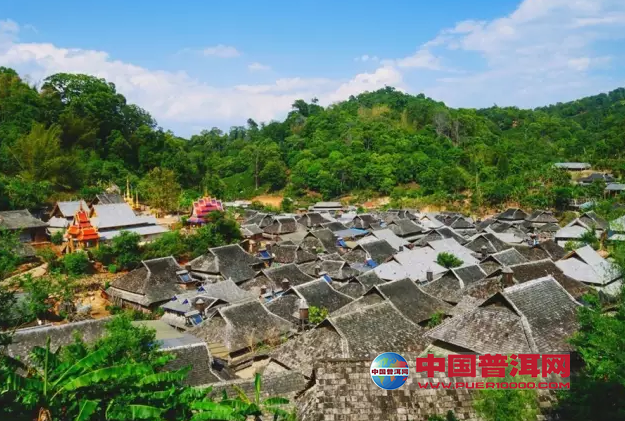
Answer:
365, 258, 378, 268
177, 270, 192, 283
189, 314, 203, 325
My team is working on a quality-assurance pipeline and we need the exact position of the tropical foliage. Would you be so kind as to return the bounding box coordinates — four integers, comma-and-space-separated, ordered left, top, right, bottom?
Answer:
2, 68, 625, 213
0, 316, 295, 421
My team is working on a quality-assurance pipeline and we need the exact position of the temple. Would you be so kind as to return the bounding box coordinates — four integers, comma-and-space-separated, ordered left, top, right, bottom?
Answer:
65, 204, 100, 252
188, 196, 224, 225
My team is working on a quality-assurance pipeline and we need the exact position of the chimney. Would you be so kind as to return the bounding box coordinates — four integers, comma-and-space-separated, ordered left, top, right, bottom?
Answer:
426, 268, 434, 282
281, 278, 290, 291
480, 245, 488, 259
501, 266, 514, 287
314, 264, 321, 276
398, 245, 404, 252
298, 299, 309, 330
193, 297, 208, 314
260, 285, 267, 295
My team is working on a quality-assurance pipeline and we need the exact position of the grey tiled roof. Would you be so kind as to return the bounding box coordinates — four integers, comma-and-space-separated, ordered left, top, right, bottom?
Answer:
352, 214, 378, 229
525, 210, 558, 224
53, 200, 89, 218
293, 278, 353, 313
421, 265, 487, 304
309, 229, 339, 253
188, 244, 261, 284
579, 211, 608, 230
328, 302, 428, 358
7, 318, 110, 363
296, 212, 328, 228
376, 278, 451, 324
0, 210, 47, 230
298, 260, 359, 281
485, 259, 590, 298
427, 305, 533, 354
483, 248, 528, 267
415, 227, 468, 246
263, 263, 315, 287
320, 221, 348, 232
265, 292, 301, 323
496, 208, 528, 221
191, 300, 292, 353
364, 228, 409, 251
504, 276, 580, 352
465, 233, 510, 254
91, 203, 148, 229
269, 325, 344, 375
556, 245, 621, 286
93, 193, 125, 205
343, 239, 395, 265
263, 216, 298, 234
388, 219, 422, 237
272, 244, 317, 264
200, 279, 256, 303
108, 257, 187, 306
240, 223, 263, 236
355, 270, 386, 289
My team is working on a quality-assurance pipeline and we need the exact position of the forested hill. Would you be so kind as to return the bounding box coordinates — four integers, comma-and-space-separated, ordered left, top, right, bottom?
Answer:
1, 66, 624, 212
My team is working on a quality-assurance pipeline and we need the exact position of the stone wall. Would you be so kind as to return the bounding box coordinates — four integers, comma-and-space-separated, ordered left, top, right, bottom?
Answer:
299, 358, 479, 421
298, 357, 558, 421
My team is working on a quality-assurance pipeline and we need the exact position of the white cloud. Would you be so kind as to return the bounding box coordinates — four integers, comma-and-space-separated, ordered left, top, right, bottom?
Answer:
355, 55, 379, 62
327, 66, 403, 102
202, 44, 241, 58
415, 0, 625, 108
0, 19, 19, 34
0, 30, 405, 133
248, 62, 271, 71
396, 48, 442, 70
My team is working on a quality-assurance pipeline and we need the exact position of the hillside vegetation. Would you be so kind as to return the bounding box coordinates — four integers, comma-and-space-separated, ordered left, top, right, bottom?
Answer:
1, 66, 624, 211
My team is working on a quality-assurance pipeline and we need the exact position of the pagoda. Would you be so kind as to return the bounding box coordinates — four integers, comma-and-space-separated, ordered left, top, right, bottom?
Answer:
65, 204, 100, 252
124, 178, 141, 211
188, 195, 224, 225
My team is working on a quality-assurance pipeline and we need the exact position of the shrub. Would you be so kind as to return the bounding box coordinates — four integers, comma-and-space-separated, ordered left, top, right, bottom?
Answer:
92, 244, 114, 265
62, 251, 90, 275
108, 264, 117, 274
50, 230, 64, 245
436, 252, 464, 269
37, 246, 61, 272
427, 311, 446, 328
308, 305, 329, 324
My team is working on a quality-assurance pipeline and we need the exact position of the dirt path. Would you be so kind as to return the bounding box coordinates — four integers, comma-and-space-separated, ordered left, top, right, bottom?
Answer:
251, 195, 284, 208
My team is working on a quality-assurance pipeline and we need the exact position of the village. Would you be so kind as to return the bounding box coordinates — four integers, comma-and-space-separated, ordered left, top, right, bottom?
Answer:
1, 164, 624, 419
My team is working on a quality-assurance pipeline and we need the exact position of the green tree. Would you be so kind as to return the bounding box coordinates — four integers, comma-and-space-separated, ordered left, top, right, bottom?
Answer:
140, 168, 181, 216
110, 231, 142, 270
280, 197, 294, 213
473, 367, 539, 421
0, 228, 21, 280
61, 252, 91, 275
9, 123, 69, 184
436, 252, 464, 269
142, 231, 189, 260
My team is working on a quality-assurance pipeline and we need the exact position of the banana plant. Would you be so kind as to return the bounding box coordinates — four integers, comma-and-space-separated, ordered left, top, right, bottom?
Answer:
1, 338, 175, 421
210, 373, 295, 421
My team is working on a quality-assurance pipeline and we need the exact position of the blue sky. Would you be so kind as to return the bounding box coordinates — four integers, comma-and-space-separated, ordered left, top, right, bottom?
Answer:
1, 0, 624, 136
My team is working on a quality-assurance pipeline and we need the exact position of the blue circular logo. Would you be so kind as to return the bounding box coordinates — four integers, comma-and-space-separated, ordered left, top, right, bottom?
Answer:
370, 352, 409, 390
